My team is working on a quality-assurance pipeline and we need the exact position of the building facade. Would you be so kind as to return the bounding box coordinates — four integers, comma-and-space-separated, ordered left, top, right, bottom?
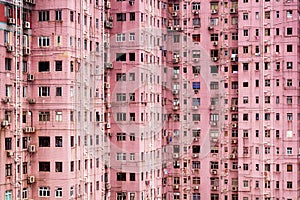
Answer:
0, 0, 299, 200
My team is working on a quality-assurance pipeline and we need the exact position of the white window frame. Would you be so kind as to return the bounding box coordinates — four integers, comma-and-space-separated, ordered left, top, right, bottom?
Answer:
39, 187, 50, 197
38, 36, 50, 47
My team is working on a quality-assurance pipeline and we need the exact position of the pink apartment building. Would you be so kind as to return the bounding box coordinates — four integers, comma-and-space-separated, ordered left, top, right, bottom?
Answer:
0, 0, 299, 200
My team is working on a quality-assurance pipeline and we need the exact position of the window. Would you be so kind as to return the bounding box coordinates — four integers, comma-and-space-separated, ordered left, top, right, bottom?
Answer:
5, 138, 12, 150
286, 147, 292, 155
192, 34, 201, 42
286, 10, 292, 18
116, 33, 126, 42
38, 36, 50, 47
265, 11, 270, 19
117, 192, 127, 200
286, 79, 293, 87
55, 61, 62, 71
210, 82, 219, 90
39, 187, 50, 197
38, 61, 50, 72
193, 18, 200, 26
130, 173, 135, 181
129, 33, 135, 41
265, 28, 270, 36
39, 162, 50, 171
192, 82, 200, 89
192, 114, 200, 121
56, 87, 62, 96
116, 53, 126, 61
55, 187, 63, 197
287, 27, 293, 35
55, 162, 63, 172
5, 164, 12, 176
243, 13, 248, 20
116, 93, 126, 101
5, 58, 12, 71
129, 53, 135, 61
117, 153, 126, 161
55, 111, 62, 122
129, 12, 135, 21
130, 133, 135, 141
287, 181, 293, 189
117, 133, 126, 141
55, 136, 63, 147
130, 113, 135, 121
39, 86, 50, 97
55, 10, 62, 21
39, 11, 50, 21
193, 66, 201, 74
287, 44, 293, 52
117, 172, 126, 181
192, 2, 200, 10
287, 113, 293, 121
287, 62, 293, 69
39, 137, 50, 148
39, 111, 50, 121
5, 190, 12, 200
287, 164, 293, 172
117, 113, 126, 121
116, 73, 126, 81
287, 96, 293, 104
116, 13, 126, 21
232, 32, 238, 40
210, 34, 219, 41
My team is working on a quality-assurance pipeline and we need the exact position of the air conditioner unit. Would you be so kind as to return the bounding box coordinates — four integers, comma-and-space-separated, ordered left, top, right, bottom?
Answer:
232, 186, 238, 191
212, 57, 218, 62
24, 21, 31, 29
23, 48, 31, 55
231, 139, 238, 144
27, 74, 34, 81
173, 74, 179, 79
194, 185, 199, 190
7, 18, 16, 25
167, 26, 173, 31
28, 98, 36, 104
173, 153, 179, 158
211, 169, 217, 174
173, 106, 179, 110
193, 137, 198, 142
193, 10, 199, 15
192, 106, 198, 110
24, 127, 35, 133
7, 151, 14, 157
210, 121, 217, 126
230, 8, 236, 14
174, 185, 179, 189
106, 1, 111, 8
104, 63, 113, 69
208, 26, 213, 30
192, 154, 198, 158
172, 58, 179, 63
104, 42, 110, 48
211, 186, 218, 190
106, 123, 111, 129
213, 41, 218, 46
28, 145, 36, 153
173, 90, 179, 95
1, 120, 9, 127
28, 176, 35, 184
232, 123, 238, 128
209, 105, 215, 110
230, 106, 237, 111
229, 154, 236, 159
172, 12, 178, 17
193, 58, 199, 62
106, 103, 111, 109
6, 45, 14, 52
108, 132, 112, 137
2, 97, 10, 103
105, 183, 111, 189
211, 9, 218, 14
105, 83, 110, 89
